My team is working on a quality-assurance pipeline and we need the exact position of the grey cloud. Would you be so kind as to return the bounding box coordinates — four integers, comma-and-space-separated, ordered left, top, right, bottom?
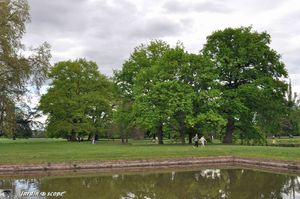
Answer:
25, 0, 195, 76
272, 11, 300, 36
28, 0, 139, 37
24, 0, 300, 84
82, 15, 192, 74
283, 53, 300, 75
266, 10, 300, 77
244, 0, 285, 11
163, 0, 233, 14
130, 18, 185, 38
289, 74, 300, 89
28, 0, 89, 33
219, 0, 286, 13
25, 0, 141, 75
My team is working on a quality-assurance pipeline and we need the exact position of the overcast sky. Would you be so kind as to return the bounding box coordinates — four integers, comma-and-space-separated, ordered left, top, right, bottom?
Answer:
23, 0, 300, 93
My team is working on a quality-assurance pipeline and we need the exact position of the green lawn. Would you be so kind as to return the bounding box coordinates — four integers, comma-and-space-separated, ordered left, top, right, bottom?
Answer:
266, 136, 300, 145
0, 138, 299, 165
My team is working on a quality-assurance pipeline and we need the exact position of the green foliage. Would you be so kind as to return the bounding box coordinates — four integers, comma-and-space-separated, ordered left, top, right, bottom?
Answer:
111, 87, 133, 142
113, 40, 172, 143
280, 80, 300, 136
134, 80, 194, 131
202, 26, 288, 143
39, 59, 112, 139
115, 41, 223, 144
15, 103, 43, 138
0, 0, 51, 136
114, 40, 170, 100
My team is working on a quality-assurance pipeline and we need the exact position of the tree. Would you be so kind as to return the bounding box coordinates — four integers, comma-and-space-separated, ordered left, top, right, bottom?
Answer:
280, 79, 300, 136
0, 0, 51, 136
114, 40, 170, 143
132, 45, 195, 144
112, 97, 133, 143
115, 40, 224, 144
39, 59, 112, 140
202, 27, 288, 144
15, 103, 43, 138
134, 79, 194, 144
130, 43, 223, 144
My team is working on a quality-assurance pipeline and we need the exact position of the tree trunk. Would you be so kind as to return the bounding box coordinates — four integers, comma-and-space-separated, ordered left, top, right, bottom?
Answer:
177, 111, 185, 144
121, 130, 125, 143
158, 124, 164, 144
87, 133, 92, 141
95, 133, 99, 141
179, 126, 185, 144
0, 99, 4, 134
223, 116, 235, 144
70, 131, 77, 141
152, 133, 156, 140
125, 131, 128, 143
188, 132, 192, 144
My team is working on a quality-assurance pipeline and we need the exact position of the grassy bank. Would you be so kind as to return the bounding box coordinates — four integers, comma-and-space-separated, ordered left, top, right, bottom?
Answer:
0, 138, 299, 165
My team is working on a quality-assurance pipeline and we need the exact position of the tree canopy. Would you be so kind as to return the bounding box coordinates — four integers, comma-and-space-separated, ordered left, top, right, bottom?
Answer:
202, 26, 288, 144
39, 59, 112, 140
115, 41, 224, 144
37, 27, 292, 145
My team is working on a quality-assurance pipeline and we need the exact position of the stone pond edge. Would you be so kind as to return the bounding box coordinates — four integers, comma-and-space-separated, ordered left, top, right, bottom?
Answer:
0, 156, 300, 172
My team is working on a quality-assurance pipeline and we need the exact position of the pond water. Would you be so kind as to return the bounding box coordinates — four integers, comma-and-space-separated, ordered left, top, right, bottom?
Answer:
0, 167, 299, 199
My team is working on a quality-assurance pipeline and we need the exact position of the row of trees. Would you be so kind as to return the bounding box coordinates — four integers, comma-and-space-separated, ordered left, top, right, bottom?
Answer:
1, 0, 299, 144
113, 28, 289, 144
39, 27, 295, 144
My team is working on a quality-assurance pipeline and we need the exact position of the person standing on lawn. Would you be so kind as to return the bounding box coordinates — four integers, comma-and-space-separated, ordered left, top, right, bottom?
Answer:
193, 134, 199, 148
200, 136, 207, 147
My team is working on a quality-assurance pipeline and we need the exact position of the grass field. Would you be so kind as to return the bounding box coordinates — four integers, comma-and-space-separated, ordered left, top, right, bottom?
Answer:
266, 136, 300, 145
0, 138, 300, 165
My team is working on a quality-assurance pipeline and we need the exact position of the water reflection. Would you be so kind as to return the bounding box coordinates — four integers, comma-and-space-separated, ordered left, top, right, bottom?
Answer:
0, 168, 299, 199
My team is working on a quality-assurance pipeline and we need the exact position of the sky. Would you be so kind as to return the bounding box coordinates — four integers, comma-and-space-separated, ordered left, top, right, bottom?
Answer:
23, 0, 300, 94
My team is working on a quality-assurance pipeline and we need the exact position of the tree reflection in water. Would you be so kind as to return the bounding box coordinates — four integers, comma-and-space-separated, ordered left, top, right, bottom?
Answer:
0, 168, 299, 199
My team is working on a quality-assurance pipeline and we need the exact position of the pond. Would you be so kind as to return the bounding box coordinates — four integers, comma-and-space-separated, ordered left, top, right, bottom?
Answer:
0, 167, 299, 199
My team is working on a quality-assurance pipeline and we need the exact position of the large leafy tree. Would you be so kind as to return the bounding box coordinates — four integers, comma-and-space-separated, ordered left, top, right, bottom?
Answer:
114, 40, 170, 143
110, 81, 134, 143
134, 78, 194, 144
115, 40, 224, 144
0, 0, 51, 136
116, 41, 222, 144
132, 45, 192, 144
133, 44, 223, 144
39, 59, 112, 140
202, 27, 288, 144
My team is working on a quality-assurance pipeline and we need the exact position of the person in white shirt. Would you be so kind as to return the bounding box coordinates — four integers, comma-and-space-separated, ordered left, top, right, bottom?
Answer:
200, 136, 207, 147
